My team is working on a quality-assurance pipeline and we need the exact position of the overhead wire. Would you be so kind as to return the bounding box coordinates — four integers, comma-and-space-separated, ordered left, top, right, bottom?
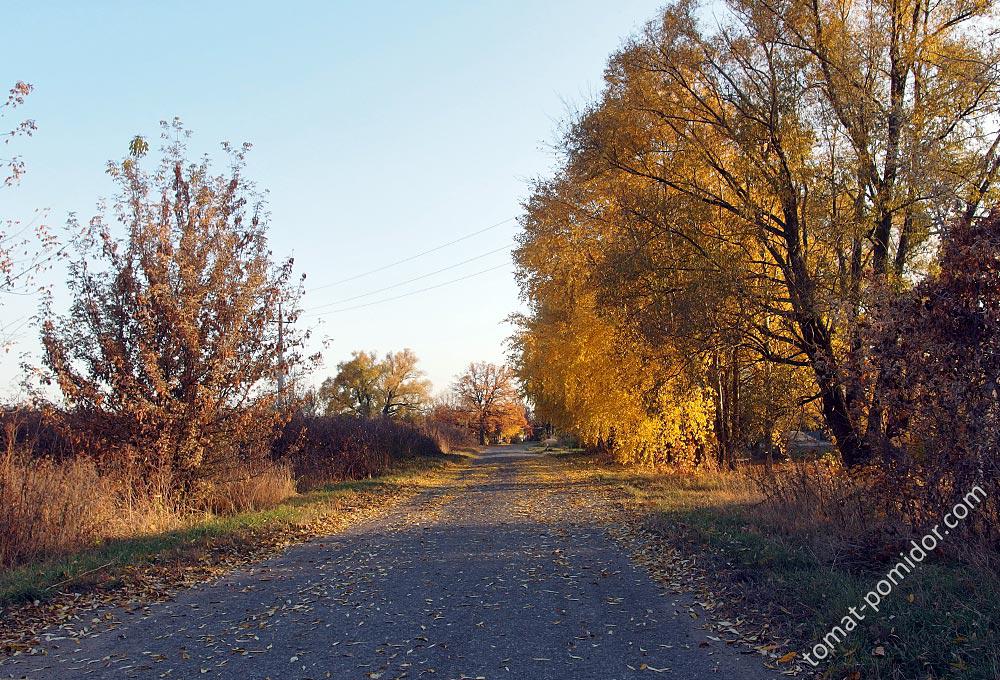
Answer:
308, 216, 516, 292
304, 243, 513, 312
304, 262, 510, 316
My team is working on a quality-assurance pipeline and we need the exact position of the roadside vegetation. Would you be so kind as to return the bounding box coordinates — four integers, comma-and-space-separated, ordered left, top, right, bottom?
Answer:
0, 454, 464, 609
511, 2, 1000, 677
0, 118, 489, 609
0, 405, 469, 582
549, 449, 998, 679
0, 453, 467, 658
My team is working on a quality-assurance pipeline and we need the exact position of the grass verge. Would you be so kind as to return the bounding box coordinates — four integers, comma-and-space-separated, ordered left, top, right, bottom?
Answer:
0, 453, 465, 619
564, 454, 998, 680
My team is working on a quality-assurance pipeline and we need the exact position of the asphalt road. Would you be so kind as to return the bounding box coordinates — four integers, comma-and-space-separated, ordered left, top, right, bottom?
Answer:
1, 446, 778, 679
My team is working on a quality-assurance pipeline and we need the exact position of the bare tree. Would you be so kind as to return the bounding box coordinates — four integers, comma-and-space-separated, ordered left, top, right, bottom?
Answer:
452, 362, 520, 445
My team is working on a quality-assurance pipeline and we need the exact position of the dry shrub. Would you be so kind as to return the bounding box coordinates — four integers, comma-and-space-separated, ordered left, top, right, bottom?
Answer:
277, 414, 442, 490
39, 125, 304, 501
746, 462, 889, 555
865, 211, 1000, 555
0, 453, 114, 569
0, 406, 77, 460
421, 420, 474, 453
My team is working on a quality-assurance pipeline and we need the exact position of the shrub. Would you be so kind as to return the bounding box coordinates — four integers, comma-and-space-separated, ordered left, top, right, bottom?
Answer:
39, 122, 305, 497
421, 419, 476, 453
869, 212, 1000, 548
276, 414, 442, 490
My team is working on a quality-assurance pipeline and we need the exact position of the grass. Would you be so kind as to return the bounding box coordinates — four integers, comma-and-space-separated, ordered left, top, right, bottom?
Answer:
568, 457, 999, 680
0, 454, 466, 609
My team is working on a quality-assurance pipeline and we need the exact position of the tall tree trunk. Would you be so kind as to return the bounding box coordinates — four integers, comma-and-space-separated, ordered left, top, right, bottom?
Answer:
730, 347, 740, 469
783, 208, 870, 467
712, 352, 733, 469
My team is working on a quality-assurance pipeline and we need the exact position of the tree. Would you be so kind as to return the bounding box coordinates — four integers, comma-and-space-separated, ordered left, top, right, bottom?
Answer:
427, 392, 471, 429
320, 348, 431, 419
1, 81, 35, 188
40, 120, 306, 496
489, 400, 530, 444
512, 0, 1000, 467
378, 348, 431, 418
1, 81, 60, 329
320, 351, 382, 417
452, 362, 521, 445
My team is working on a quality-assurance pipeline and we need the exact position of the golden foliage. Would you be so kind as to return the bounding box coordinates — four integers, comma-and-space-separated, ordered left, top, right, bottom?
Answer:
512, 0, 1000, 470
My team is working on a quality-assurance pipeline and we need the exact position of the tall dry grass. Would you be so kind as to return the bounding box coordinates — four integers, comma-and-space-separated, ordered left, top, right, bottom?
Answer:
0, 453, 115, 568
201, 464, 297, 515
0, 452, 299, 570
0, 408, 447, 571
735, 458, 999, 568
747, 462, 881, 533
0, 406, 304, 570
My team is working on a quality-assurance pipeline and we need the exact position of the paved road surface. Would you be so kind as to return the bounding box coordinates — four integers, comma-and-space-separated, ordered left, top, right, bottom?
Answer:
1, 446, 777, 679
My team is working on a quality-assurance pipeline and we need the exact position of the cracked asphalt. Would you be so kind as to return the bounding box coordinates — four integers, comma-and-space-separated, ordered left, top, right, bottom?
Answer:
1, 446, 778, 679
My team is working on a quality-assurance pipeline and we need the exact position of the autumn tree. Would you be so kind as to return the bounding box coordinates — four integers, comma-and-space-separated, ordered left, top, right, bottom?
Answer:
40, 120, 306, 496
452, 362, 522, 445
1, 81, 60, 325
513, 0, 1000, 467
320, 348, 431, 419
378, 348, 431, 418
489, 400, 530, 444
320, 351, 382, 417
423, 392, 469, 431
1, 81, 35, 190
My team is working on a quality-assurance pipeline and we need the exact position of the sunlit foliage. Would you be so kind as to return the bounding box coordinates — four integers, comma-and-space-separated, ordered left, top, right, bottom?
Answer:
39, 121, 306, 497
319, 348, 432, 420
451, 362, 527, 445
512, 0, 1000, 473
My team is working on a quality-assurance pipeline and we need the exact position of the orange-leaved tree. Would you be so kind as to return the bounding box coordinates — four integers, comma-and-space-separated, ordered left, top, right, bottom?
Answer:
40, 120, 308, 498
452, 361, 523, 445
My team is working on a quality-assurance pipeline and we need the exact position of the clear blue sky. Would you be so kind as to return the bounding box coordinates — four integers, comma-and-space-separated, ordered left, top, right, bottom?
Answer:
1, 0, 661, 398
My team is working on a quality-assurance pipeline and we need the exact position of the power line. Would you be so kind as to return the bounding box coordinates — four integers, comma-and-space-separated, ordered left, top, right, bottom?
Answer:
305, 262, 510, 316
304, 243, 512, 312
308, 216, 516, 291
0, 315, 33, 346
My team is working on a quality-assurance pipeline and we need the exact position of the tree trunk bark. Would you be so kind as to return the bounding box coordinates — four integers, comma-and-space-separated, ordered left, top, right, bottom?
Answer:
783, 207, 870, 467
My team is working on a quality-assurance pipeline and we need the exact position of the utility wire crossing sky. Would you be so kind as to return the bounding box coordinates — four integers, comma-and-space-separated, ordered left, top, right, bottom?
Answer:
0, 0, 662, 395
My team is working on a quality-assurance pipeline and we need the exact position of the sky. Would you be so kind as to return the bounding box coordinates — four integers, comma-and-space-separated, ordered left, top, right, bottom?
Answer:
1, 0, 662, 398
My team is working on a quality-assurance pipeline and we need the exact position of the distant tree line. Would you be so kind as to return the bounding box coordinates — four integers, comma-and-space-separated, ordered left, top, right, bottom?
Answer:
317, 352, 528, 446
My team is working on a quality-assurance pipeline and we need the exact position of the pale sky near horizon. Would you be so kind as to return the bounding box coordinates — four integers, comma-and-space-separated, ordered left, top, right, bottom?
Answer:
1, 0, 662, 399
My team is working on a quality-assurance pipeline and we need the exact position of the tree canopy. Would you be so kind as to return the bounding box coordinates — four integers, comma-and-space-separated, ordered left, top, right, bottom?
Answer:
512, 0, 1000, 471
320, 348, 432, 420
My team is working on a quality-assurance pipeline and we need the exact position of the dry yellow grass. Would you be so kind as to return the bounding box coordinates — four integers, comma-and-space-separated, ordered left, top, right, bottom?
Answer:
201, 465, 297, 515
0, 454, 300, 570
0, 454, 115, 568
